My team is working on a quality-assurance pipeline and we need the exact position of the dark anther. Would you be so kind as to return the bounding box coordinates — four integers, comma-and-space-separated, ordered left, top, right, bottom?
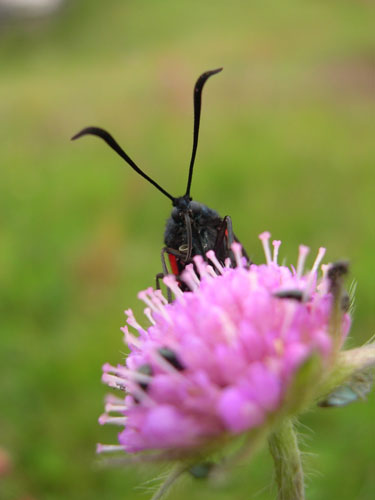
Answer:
328, 261, 349, 282
341, 292, 351, 312
328, 261, 349, 296
273, 290, 304, 301
158, 347, 185, 371
137, 363, 153, 391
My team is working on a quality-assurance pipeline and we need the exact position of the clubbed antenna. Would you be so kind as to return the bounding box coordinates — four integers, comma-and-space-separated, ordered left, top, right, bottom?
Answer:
71, 126, 176, 203
185, 68, 223, 198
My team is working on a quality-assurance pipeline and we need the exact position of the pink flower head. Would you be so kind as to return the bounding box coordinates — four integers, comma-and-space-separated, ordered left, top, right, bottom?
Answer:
98, 232, 351, 457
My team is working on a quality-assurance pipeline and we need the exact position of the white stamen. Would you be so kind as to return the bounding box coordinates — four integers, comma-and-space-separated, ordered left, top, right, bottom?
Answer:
98, 414, 127, 426
125, 310, 147, 335
296, 245, 310, 279
121, 326, 142, 348
304, 247, 326, 298
105, 402, 128, 413
146, 289, 171, 323
96, 443, 125, 454
147, 288, 164, 310
206, 250, 224, 274
144, 307, 156, 325
231, 242, 243, 268
206, 265, 218, 278
259, 231, 272, 265
193, 255, 212, 280
163, 275, 184, 298
181, 264, 200, 291
102, 362, 117, 373
104, 364, 152, 385
102, 373, 127, 390
102, 373, 155, 406
321, 263, 329, 280
154, 289, 168, 306
123, 368, 152, 384
137, 291, 159, 313
317, 263, 330, 294
272, 240, 281, 264
310, 247, 326, 278
105, 394, 125, 405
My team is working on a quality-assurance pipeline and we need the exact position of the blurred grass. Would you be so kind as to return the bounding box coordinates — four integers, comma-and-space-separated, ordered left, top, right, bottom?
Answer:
0, 0, 374, 499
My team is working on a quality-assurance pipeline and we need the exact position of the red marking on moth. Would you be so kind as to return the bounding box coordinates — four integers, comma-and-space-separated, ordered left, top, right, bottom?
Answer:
168, 254, 179, 276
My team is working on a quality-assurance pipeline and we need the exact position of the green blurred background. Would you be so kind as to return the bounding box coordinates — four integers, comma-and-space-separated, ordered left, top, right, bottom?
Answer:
1, 1, 374, 499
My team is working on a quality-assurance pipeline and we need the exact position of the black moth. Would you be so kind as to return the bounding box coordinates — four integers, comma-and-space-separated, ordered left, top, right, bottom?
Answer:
72, 68, 249, 294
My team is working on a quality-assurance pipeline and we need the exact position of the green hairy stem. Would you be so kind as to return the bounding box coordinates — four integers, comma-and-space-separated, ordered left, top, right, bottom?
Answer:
268, 419, 305, 500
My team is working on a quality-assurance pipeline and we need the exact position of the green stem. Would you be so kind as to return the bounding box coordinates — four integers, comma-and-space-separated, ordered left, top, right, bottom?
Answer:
268, 419, 305, 500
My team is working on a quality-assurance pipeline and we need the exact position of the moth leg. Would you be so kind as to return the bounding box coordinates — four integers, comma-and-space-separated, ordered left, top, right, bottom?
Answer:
162, 246, 195, 297
225, 215, 251, 264
160, 248, 172, 303
164, 246, 190, 260
161, 247, 170, 275
155, 273, 165, 290
212, 216, 233, 265
160, 246, 190, 302
214, 216, 250, 267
